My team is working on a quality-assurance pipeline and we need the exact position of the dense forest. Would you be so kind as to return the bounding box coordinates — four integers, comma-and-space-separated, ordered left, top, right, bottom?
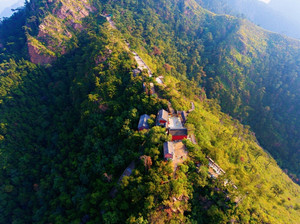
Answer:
0, 0, 300, 223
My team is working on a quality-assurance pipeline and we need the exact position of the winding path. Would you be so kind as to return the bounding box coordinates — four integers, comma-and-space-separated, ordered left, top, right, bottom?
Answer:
102, 14, 156, 79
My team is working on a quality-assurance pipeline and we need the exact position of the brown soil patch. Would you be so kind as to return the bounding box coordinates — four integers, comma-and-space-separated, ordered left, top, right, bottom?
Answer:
173, 141, 188, 171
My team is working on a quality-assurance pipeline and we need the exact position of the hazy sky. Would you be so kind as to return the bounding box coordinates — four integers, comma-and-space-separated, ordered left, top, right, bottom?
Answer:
0, 0, 23, 12
258, 0, 271, 3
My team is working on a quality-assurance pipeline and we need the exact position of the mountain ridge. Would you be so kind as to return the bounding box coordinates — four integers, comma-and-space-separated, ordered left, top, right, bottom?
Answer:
5, 0, 297, 185
0, 0, 300, 223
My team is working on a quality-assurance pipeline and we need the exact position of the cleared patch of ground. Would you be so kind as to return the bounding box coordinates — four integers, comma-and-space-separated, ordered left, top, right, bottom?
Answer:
173, 141, 188, 171
169, 116, 184, 129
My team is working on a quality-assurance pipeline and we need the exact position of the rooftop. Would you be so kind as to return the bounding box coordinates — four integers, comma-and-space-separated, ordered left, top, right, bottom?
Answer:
169, 128, 188, 136
164, 142, 174, 158
181, 111, 188, 123
157, 109, 169, 121
138, 114, 150, 130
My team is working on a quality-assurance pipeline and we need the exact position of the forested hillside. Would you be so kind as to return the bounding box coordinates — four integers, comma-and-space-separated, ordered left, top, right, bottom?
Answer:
0, 0, 300, 223
101, 0, 300, 182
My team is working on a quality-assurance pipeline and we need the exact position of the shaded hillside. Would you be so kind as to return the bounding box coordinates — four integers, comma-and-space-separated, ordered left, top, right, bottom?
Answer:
102, 0, 300, 182
0, 8, 27, 60
196, 0, 300, 39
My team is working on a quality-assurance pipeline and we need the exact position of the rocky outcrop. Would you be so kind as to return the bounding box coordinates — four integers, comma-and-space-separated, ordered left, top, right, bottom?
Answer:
55, 0, 91, 20
28, 41, 55, 65
27, 0, 93, 65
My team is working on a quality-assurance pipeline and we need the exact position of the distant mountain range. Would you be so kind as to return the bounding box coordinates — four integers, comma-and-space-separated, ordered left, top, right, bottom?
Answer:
269, 0, 300, 24
197, 0, 300, 39
0, 0, 24, 19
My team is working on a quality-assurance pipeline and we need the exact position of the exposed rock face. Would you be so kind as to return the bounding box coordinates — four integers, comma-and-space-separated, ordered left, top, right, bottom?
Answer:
28, 42, 55, 65
27, 0, 93, 65
55, 0, 91, 21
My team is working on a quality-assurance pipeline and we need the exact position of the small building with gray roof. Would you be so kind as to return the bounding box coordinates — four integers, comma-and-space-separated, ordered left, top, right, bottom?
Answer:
181, 111, 188, 124
169, 128, 188, 141
157, 109, 169, 126
138, 114, 150, 131
163, 142, 174, 160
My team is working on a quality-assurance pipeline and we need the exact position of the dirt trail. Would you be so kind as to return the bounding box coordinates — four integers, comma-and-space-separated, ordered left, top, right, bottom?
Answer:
173, 142, 188, 173
106, 16, 117, 29
103, 15, 155, 78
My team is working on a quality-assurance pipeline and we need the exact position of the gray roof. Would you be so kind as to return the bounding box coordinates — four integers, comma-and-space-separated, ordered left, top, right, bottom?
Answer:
181, 111, 188, 123
138, 114, 150, 130
157, 109, 168, 121
169, 128, 188, 136
163, 142, 174, 157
